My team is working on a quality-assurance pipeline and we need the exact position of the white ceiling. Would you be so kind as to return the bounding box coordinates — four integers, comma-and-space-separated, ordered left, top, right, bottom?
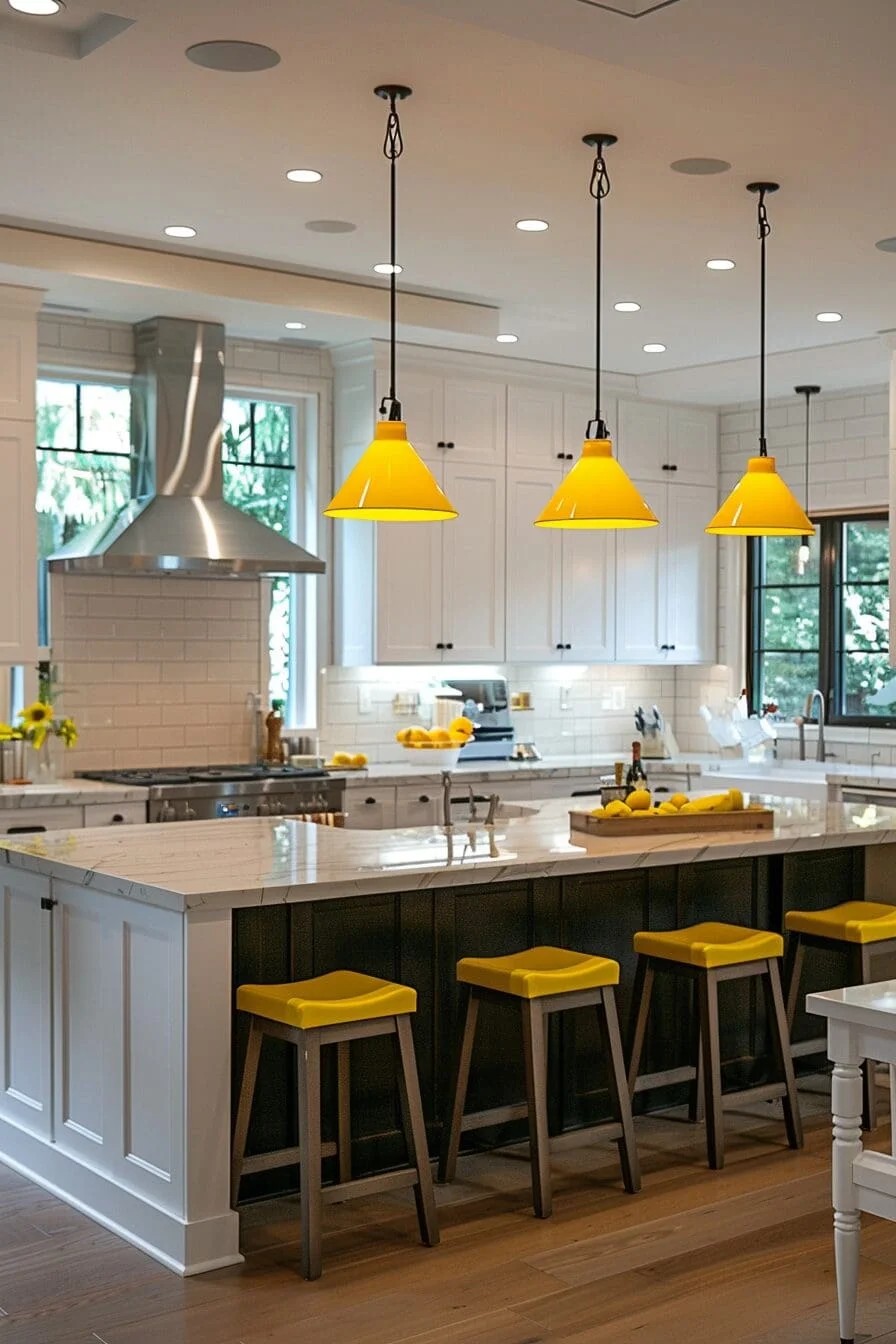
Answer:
1, 0, 895, 402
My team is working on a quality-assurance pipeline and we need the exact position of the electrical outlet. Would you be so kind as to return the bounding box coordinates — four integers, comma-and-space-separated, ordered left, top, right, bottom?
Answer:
560, 686, 572, 712
358, 686, 372, 714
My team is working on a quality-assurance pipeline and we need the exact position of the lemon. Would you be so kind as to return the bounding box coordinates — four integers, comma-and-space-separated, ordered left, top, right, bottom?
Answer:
728, 788, 744, 811
450, 716, 474, 738
669, 792, 689, 810
409, 727, 428, 743
430, 728, 452, 743
589, 806, 604, 817
351, 753, 368, 768
657, 801, 679, 815
603, 800, 632, 818
625, 788, 651, 812
331, 751, 353, 766
395, 727, 413, 744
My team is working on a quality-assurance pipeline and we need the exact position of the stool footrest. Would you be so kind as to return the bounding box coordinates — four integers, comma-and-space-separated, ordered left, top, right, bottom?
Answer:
240, 1141, 337, 1176
461, 1102, 529, 1133
791, 1035, 826, 1059
634, 1064, 697, 1094
721, 1082, 787, 1109
321, 1167, 419, 1205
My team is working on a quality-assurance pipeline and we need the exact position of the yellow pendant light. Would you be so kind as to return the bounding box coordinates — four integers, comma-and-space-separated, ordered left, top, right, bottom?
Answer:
325, 86, 457, 523
536, 133, 658, 531
706, 184, 814, 537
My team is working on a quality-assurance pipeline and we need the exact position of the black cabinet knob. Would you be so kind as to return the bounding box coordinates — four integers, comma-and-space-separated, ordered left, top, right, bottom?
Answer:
566, 453, 574, 460
669, 644, 676, 650
565, 643, 572, 650
660, 643, 669, 651
556, 452, 565, 460
446, 642, 454, 650
670, 464, 678, 471
446, 441, 455, 449
418, 794, 430, 804
112, 814, 124, 824
365, 797, 377, 805
437, 441, 446, 448
662, 463, 671, 471
556, 642, 564, 650
436, 642, 445, 650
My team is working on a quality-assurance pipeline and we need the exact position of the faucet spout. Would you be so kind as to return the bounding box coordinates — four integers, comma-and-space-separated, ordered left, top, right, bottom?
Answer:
804, 689, 826, 763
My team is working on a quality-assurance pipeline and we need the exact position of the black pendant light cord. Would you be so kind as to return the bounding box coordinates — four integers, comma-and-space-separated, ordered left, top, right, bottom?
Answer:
748, 181, 778, 457
375, 85, 411, 422
584, 133, 616, 440
795, 383, 820, 546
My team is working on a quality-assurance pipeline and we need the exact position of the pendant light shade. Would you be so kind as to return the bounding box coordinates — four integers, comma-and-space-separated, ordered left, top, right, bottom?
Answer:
324, 422, 457, 521
536, 134, 658, 531
325, 85, 457, 523
535, 440, 658, 528
707, 183, 816, 538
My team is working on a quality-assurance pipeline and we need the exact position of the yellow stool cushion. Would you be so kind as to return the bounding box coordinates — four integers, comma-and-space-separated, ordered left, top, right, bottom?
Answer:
633, 922, 783, 970
456, 946, 619, 999
237, 970, 416, 1030
785, 901, 896, 945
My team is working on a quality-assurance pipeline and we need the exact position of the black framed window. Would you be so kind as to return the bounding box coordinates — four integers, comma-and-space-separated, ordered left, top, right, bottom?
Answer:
748, 513, 892, 726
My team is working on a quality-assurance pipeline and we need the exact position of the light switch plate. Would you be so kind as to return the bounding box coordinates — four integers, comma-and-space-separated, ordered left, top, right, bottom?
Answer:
358, 686, 372, 714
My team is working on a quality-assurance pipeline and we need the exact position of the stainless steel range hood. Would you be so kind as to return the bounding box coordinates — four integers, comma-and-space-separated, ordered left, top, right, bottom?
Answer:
49, 317, 325, 576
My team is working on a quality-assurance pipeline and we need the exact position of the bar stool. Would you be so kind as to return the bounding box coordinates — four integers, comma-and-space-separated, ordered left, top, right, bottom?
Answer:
437, 946, 640, 1217
231, 970, 439, 1279
785, 901, 896, 1130
627, 922, 803, 1170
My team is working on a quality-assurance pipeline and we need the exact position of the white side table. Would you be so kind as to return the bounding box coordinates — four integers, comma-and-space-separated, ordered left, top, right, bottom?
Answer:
808, 981, 896, 1344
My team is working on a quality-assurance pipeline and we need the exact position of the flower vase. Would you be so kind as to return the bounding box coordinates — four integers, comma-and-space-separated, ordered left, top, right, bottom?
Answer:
35, 737, 58, 783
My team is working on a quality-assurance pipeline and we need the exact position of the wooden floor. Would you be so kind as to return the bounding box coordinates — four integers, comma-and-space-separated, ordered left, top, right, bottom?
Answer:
3, 1083, 896, 1343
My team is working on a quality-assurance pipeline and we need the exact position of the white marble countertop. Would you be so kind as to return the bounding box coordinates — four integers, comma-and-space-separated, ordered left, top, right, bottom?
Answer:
334, 754, 706, 786
3, 792, 896, 914
0, 778, 149, 810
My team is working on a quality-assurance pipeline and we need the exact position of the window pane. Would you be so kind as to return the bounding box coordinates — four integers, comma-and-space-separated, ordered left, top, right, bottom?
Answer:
36, 380, 77, 449
842, 584, 890, 652
758, 584, 820, 652
761, 533, 819, 586
222, 462, 292, 535
842, 652, 896, 717
79, 384, 131, 454
222, 398, 253, 463
252, 401, 292, 466
757, 651, 820, 717
844, 519, 889, 584
36, 449, 132, 559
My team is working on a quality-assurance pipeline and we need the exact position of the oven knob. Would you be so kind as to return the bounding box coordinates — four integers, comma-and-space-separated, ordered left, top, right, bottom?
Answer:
271, 800, 285, 816
256, 800, 271, 817
183, 804, 196, 821
159, 802, 177, 823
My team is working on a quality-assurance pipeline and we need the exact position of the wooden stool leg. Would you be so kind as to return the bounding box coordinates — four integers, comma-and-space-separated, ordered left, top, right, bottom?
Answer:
337, 1040, 351, 1184
627, 956, 655, 1099
597, 987, 641, 1194
784, 933, 805, 1032
858, 944, 878, 1132
395, 1016, 440, 1248
296, 1028, 323, 1280
697, 969, 725, 1170
521, 998, 552, 1218
230, 1016, 263, 1207
688, 978, 704, 1124
437, 987, 479, 1184
765, 958, 804, 1150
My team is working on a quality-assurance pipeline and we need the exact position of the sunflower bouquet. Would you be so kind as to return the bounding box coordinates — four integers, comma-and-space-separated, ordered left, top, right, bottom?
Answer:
0, 663, 79, 754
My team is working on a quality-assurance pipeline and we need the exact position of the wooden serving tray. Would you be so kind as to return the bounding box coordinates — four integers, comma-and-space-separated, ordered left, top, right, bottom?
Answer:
570, 807, 775, 838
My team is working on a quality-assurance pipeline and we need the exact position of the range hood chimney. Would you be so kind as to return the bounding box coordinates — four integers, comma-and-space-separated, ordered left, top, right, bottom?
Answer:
49, 317, 326, 576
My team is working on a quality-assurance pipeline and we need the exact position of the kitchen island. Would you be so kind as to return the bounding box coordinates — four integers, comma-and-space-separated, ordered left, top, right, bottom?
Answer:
0, 795, 894, 1275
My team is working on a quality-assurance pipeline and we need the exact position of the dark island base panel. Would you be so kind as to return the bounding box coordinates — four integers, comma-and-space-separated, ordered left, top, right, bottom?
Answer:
232, 847, 871, 1201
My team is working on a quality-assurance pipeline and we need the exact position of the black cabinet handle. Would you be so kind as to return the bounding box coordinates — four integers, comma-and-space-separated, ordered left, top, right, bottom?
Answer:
7, 825, 46, 834
668, 644, 676, 650
364, 797, 377, 805
445, 441, 455, 449
662, 463, 679, 472
40, 897, 57, 911
670, 464, 678, 471
112, 814, 124, 824
446, 642, 454, 650
660, 644, 669, 651
556, 452, 565, 460
566, 453, 574, 461
565, 643, 572, 650
436, 642, 445, 650
556, 642, 564, 650
418, 794, 431, 804
437, 441, 446, 449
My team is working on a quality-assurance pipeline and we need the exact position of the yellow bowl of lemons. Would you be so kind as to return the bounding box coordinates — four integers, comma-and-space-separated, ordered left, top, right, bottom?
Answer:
395, 717, 474, 769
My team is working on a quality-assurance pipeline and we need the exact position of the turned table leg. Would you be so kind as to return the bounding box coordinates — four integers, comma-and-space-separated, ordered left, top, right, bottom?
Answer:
832, 1060, 864, 1344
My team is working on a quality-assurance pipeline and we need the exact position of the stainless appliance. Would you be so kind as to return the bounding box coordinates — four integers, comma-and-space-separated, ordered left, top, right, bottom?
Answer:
49, 317, 325, 577
78, 764, 344, 823
450, 678, 514, 761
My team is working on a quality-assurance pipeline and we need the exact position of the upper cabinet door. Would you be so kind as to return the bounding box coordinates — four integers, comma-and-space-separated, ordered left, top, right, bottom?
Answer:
667, 406, 719, 486
664, 483, 718, 664
376, 368, 443, 462
562, 528, 616, 663
506, 468, 562, 662
615, 505, 665, 664
442, 378, 506, 465
375, 512, 444, 664
617, 399, 670, 482
442, 463, 506, 661
0, 424, 37, 665
506, 383, 565, 469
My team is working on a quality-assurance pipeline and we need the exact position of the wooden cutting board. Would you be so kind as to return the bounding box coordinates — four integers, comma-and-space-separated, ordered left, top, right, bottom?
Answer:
570, 807, 775, 838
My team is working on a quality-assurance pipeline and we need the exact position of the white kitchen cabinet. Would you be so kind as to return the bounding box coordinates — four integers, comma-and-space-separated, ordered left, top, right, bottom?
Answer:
376, 462, 505, 664
375, 367, 506, 466
615, 481, 717, 664
507, 383, 565, 468
0, 805, 83, 834
618, 399, 717, 487
82, 801, 148, 828
395, 784, 441, 828
343, 785, 397, 829
506, 467, 614, 663
0, 288, 41, 667
0, 870, 53, 1139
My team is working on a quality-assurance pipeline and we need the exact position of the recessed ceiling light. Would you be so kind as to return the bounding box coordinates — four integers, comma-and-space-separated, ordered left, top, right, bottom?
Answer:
614, 301, 641, 312
284, 321, 307, 330
373, 262, 402, 275
706, 258, 736, 270
286, 169, 322, 184
305, 219, 357, 234
164, 225, 197, 239
516, 219, 549, 232
670, 157, 731, 175
185, 41, 280, 72
496, 333, 519, 343
8, 0, 63, 11
816, 311, 842, 322
643, 343, 666, 353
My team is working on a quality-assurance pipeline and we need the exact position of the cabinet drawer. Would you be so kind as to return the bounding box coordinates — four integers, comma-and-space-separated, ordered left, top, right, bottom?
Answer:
0, 806, 82, 834
343, 787, 397, 830
83, 801, 147, 828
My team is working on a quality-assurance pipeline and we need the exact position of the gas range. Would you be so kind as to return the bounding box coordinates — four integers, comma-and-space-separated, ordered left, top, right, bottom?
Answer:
78, 765, 345, 823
